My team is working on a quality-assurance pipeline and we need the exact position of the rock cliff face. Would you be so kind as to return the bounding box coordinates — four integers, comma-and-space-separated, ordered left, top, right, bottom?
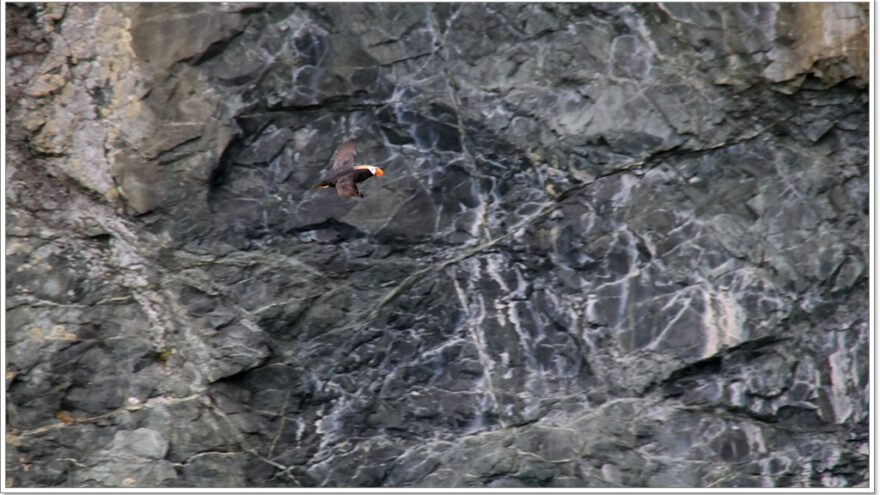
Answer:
5, 2, 869, 488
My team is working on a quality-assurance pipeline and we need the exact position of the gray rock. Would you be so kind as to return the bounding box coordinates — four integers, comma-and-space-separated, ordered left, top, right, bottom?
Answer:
5, 2, 868, 489
76, 459, 177, 488
111, 428, 169, 460
182, 452, 248, 487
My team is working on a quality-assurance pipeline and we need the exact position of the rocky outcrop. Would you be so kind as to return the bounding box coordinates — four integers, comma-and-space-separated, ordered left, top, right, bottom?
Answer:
6, 2, 869, 488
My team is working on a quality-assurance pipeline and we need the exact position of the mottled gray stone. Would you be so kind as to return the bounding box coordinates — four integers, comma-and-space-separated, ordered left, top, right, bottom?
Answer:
5, 1, 868, 490
76, 459, 178, 488
182, 452, 248, 487
111, 428, 169, 460
137, 399, 240, 464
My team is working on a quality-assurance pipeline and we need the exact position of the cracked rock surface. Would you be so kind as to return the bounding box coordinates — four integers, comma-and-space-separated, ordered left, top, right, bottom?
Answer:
5, 2, 869, 488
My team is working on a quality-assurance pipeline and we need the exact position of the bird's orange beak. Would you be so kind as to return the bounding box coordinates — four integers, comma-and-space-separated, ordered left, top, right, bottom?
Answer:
373, 167, 385, 177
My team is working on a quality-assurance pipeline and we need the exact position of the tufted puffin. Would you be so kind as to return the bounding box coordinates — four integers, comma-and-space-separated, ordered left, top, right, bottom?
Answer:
313, 140, 384, 198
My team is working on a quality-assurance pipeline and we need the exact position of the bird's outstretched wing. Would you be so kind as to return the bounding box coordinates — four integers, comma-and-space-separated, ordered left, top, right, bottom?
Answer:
332, 140, 357, 173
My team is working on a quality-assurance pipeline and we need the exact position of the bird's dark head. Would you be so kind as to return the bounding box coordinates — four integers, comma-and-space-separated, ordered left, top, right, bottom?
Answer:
354, 165, 384, 177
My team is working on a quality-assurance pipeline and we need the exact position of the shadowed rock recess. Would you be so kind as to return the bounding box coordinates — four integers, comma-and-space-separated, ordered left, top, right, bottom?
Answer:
5, 2, 869, 488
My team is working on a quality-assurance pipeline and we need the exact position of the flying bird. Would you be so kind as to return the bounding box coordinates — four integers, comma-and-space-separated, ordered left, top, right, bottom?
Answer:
313, 140, 384, 198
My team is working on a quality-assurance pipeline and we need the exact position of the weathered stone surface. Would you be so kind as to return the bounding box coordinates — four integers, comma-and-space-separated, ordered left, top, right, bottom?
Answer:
111, 428, 169, 460
181, 452, 249, 487
6, 2, 869, 489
